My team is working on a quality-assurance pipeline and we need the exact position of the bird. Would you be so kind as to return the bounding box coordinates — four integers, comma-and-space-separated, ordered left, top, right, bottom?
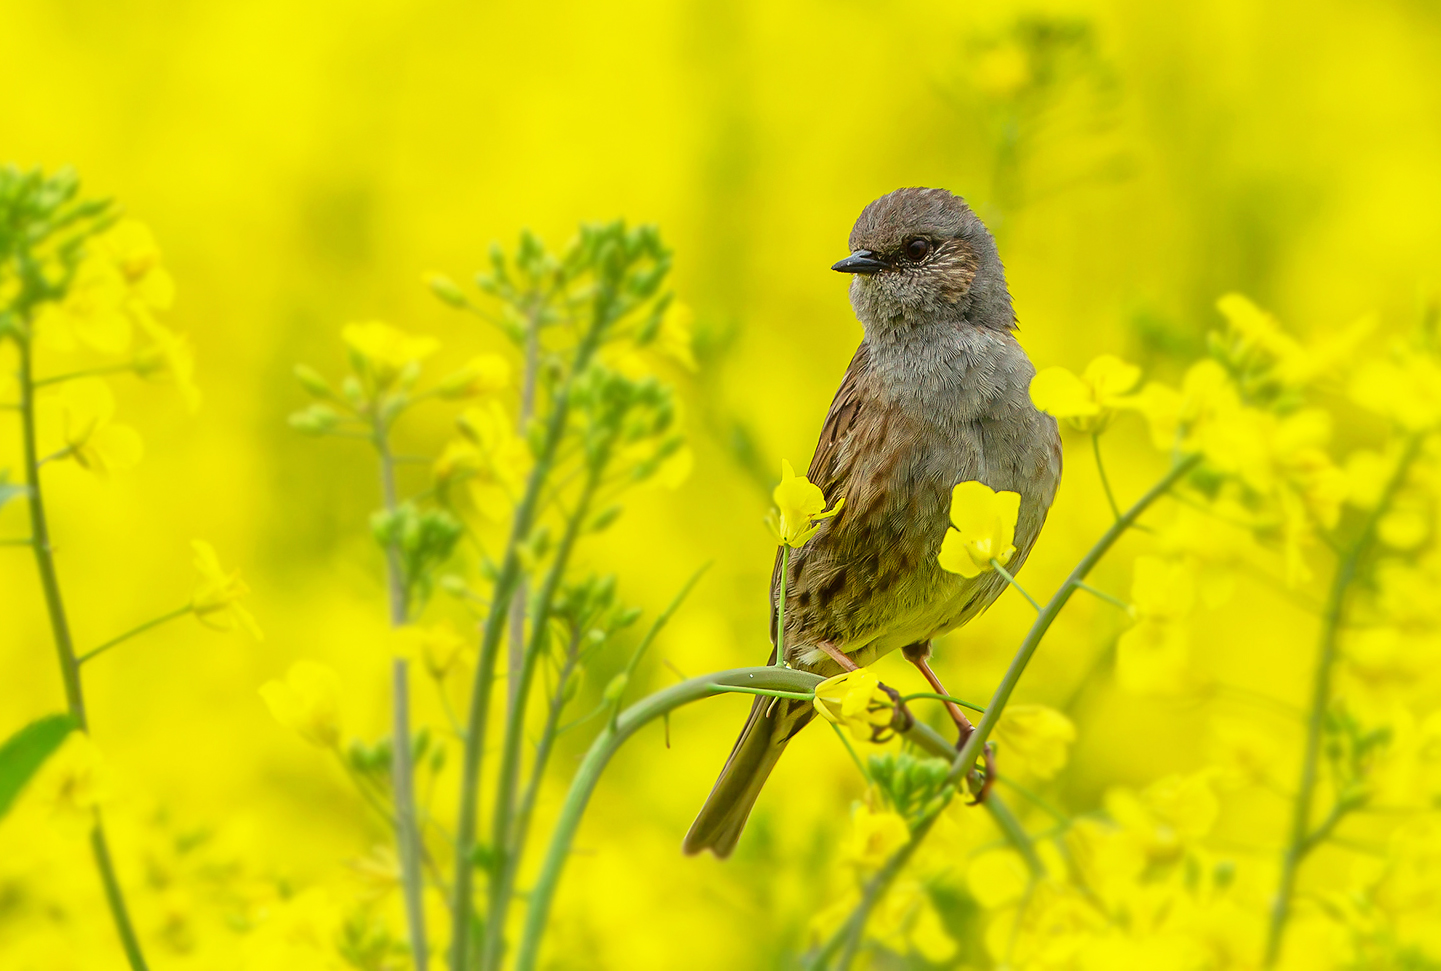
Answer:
683, 187, 1063, 858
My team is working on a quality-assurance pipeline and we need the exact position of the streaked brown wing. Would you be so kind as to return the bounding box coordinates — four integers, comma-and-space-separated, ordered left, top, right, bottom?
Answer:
768, 343, 873, 645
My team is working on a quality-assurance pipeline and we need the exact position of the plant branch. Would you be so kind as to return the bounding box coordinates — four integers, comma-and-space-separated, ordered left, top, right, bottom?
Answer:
1092, 432, 1123, 522
373, 411, 427, 971
14, 329, 149, 970
1265, 434, 1425, 967
513, 666, 825, 971
78, 605, 191, 664
450, 315, 605, 971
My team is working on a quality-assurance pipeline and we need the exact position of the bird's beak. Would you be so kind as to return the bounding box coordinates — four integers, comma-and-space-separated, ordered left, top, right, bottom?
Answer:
831, 250, 886, 274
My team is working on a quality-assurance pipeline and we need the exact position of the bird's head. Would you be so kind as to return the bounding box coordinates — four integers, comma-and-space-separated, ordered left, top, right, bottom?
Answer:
835, 187, 1014, 335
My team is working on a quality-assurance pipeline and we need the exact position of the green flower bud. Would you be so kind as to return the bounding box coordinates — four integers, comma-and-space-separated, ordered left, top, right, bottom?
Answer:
289, 404, 341, 435
427, 272, 467, 308
294, 364, 334, 399
602, 672, 629, 705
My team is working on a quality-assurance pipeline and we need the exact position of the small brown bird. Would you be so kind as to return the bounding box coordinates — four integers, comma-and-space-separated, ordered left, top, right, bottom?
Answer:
684, 187, 1062, 858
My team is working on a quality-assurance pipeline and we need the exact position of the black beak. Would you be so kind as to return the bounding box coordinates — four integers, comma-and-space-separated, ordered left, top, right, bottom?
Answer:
831, 250, 886, 274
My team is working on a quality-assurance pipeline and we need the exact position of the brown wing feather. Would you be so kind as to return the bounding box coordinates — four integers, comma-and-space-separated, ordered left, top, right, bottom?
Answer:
768, 343, 872, 646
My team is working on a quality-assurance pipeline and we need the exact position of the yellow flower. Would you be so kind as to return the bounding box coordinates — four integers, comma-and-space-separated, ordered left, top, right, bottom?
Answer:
937, 480, 1020, 578
813, 669, 896, 741
191, 540, 262, 639
96, 220, 176, 313
52, 378, 144, 474
841, 803, 911, 869
994, 704, 1077, 780
1104, 771, 1219, 864
657, 301, 698, 370
1125, 358, 1237, 452
772, 459, 844, 548
437, 353, 511, 399
869, 879, 957, 964
1350, 342, 1441, 431
396, 620, 470, 680
259, 661, 342, 749
1029, 354, 1141, 433
434, 400, 531, 519
32, 220, 175, 356
341, 320, 439, 389
1216, 293, 1374, 388
1115, 556, 1195, 695
34, 256, 131, 354
133, 322, 202, 412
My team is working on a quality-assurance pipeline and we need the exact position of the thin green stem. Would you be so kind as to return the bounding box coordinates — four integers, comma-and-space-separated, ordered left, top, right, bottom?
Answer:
991, 559, 1042, 613
1092, 432, 1123, 521
1072, 581, 1131, 613
506, 302, 542, 722
513, 666, 826, 971
997, 775, 1071, 827
828, 721, 871, 783
1265, 434, 1425, 967
899, 691, 986, 713
372, 411, 427, 971
14, 332, 149, 970
1, 537, 35, 547
508, 629, 583, 909
776, 544, 789, 667
709, 685, 815, 702
33, 361, 134, 387
78, 605, 191, 664
450, 319, 604, 971
484, 466, 604, 971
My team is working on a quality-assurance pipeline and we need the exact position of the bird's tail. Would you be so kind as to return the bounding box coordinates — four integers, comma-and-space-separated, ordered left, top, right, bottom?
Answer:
683, 692, 814, 857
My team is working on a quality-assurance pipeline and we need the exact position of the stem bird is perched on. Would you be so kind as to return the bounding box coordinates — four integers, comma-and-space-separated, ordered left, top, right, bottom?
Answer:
685, 187, 1063, 857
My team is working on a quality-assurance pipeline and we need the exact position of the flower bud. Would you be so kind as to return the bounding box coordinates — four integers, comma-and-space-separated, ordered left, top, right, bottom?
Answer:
294, 364, 334, 399
602, 672, 629, 705
427, 272, 467, 308
288, 404, 341, 436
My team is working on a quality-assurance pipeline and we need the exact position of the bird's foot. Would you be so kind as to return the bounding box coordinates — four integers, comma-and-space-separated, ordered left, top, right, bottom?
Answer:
964, 742, 997, 806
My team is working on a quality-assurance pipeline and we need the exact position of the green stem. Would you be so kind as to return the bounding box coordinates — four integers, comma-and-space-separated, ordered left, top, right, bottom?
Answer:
1264, 435, 1425, 967
829, 721, 871, 783
991, 559, 1041, 612
513, 666, 825, 971
450, 319, 604, 971
78, 605, 191, 665
33, 361, 135, 387
484, 466, 604, 971
15, 333, 149, 970
1, 537, 35, 546
373, 413, 427, 971
709, 686, 816, 702
899, 691, 986, 713
776, 544, 789, 667
506, 305, 540, 738
1092, 432, 1123, 522
1072, 581, 1131, 613
820, 454, 1200, 970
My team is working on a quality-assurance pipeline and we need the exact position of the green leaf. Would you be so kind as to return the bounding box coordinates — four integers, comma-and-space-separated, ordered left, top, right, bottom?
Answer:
0, 713, 77, 821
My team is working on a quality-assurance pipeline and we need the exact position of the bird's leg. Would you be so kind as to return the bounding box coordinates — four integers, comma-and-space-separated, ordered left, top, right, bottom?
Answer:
902, 641, 996, 803
815, 641, 859, 672
902, 641, 973, 740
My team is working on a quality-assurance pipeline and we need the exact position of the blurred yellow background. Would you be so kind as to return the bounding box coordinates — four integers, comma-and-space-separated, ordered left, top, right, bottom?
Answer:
4, 1, 1441, 968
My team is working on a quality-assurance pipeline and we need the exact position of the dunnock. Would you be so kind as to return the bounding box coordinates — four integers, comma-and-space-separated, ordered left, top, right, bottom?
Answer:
684, 187, 1062, 857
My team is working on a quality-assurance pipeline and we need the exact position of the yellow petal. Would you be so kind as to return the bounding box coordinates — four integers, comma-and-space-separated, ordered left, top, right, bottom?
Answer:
1029, 366, 1098, 419
937, 528, 983, 578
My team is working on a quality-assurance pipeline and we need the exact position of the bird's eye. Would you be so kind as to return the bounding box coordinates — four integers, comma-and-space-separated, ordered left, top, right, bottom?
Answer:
905, 238, 931, 261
